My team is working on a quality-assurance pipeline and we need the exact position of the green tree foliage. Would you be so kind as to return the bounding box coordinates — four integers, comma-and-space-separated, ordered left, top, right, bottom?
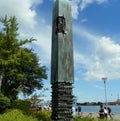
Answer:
0, 93, 10, 113
0, 109, 38, 121
10, 99, 31, 112
0, 16, 47, 100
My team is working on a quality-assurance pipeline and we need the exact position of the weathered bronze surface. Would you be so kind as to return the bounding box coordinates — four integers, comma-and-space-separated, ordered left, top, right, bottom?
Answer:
51, 0, 74, 120
51, 0, 74, 84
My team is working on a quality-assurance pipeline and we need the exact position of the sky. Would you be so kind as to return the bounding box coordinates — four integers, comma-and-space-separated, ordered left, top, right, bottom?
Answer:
0, 0, 120, 103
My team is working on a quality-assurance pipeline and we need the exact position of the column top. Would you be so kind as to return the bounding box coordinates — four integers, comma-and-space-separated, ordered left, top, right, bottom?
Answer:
55, 0, 70, 4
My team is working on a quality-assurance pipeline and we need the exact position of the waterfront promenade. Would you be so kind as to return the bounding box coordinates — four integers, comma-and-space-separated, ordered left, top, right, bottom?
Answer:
82, 112, 120, 120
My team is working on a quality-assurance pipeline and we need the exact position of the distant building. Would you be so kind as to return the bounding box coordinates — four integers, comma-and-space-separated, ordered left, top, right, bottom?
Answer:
117, 99, 120, 102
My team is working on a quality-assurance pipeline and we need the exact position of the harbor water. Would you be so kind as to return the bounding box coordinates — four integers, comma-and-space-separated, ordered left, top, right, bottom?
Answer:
81, 105, 120, 114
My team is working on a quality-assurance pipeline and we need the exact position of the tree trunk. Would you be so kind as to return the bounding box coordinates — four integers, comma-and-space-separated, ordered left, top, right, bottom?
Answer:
0, 74, 3, 93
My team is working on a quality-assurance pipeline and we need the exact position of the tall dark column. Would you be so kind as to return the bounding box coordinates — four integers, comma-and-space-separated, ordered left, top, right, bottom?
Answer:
51, 0, 74, 121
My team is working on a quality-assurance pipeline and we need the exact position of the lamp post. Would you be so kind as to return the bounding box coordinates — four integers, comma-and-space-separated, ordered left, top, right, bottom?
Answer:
102, 77, 107, 106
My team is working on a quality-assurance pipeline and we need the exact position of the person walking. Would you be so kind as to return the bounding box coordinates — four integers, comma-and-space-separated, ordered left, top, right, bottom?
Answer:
78, 106, 82, 117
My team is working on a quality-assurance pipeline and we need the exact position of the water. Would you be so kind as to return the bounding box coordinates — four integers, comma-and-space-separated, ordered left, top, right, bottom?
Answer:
81, 105, 120, 114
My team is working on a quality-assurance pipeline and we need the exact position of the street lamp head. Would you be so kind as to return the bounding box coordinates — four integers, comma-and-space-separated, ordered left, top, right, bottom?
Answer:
102, 77, 107, 81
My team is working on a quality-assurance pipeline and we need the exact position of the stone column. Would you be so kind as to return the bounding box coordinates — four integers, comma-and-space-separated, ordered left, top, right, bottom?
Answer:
51, 0, 74, 120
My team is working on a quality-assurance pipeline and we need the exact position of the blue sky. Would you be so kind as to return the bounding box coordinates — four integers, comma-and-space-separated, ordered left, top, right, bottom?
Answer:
0, 0, 120, 103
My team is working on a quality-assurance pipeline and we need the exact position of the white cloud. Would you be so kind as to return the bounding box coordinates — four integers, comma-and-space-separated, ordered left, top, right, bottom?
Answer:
80, 0, 93, 11
80, 0, 108, 11
71, 0, 80, 19
19, 23, 52, 65
71, 0, 108, 19
96, 37, 120, 60
33, 27, 52, 65
0, 0, 52, 65
74, 25, 120, 81
0, 0, 43, 29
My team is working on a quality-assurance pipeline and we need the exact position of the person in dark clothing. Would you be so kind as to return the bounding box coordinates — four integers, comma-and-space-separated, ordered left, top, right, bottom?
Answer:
107, 107, 113, 119
98, 104, 105, 119
78, 106, 82, 117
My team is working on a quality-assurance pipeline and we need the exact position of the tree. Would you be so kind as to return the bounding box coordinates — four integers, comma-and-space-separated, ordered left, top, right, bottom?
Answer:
29, 88, 49, 108
0, 16, 47, 100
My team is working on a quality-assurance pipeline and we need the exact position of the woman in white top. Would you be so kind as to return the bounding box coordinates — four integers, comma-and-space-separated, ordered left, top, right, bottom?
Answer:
104, 107, 108, 119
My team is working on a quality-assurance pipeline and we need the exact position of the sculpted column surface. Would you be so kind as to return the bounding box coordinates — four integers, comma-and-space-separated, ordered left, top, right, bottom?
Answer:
51, 0, 74, 120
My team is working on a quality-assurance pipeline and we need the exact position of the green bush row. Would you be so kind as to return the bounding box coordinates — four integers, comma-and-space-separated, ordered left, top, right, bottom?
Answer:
1, 109, 115, 121
0, 109, 54, 121
0, 109, 38, 121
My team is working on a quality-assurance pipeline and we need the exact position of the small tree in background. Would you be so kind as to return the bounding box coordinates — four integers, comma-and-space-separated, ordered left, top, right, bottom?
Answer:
28, 88, 49, 109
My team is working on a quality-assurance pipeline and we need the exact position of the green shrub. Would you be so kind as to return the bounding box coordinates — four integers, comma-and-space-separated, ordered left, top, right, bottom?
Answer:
10, 99, 31, 112
0, 109, 39, 121
73, 116, 96, 121
0, 93, 10, 113
34, 110, 53, 121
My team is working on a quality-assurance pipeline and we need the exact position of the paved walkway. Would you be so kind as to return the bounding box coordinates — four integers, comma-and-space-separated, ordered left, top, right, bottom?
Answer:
82, 112, 120, 121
